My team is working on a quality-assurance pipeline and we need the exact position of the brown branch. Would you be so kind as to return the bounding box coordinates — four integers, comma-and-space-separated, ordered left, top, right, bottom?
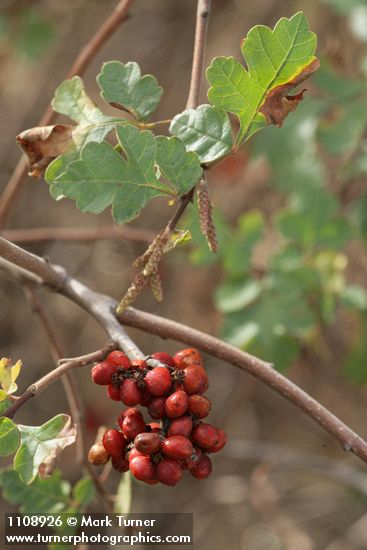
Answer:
3, 343, 115, 420
2, 225, 156, 245
117, 307, 367, 465
3, 237, 367, 466
186, 0, 212, 109
0, 0, 134, 230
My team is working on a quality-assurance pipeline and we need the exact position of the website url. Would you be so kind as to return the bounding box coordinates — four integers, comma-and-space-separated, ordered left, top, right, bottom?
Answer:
5, 532, 192, 546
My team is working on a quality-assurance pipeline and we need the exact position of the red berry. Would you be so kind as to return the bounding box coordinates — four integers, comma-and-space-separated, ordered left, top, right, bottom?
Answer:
152, 352, 176, 368
165, 390, 189, 418
147, 397, 166, 419
156, 458, 182, 486
168, 416, 193, 438
106, 350, 130, 369
147, 422, 161, 433
120, 379, 142, 406
122, 414, 146, 441
187, 394, 211, 418
131, 359, 146, 370
162, 435, 193, 460
192, 423, 218, 449
120, 407, 143, 419
145, 367, 172, 396
139, 390, 153, 407
102, 429, 126, 459
107, 384, 121, 401
189, 455, 212, 479
174, 348, 203, 370
111, 456, 129, 472
208, 428, 227, 453
134, 432, 162, 455
130, 456, 155, 482
183, 365, 208, 394
91, 361, 115, 385
128, 447, 147, 461
185, 446, 203, 470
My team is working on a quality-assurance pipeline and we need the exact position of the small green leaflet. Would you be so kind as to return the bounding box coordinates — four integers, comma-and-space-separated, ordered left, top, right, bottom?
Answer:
0, 357, 22, 401
97, 61, 163, 121
14, 414, 77, 484
207, 11, 318, 144
53, 125, 202, 224
169, 104, 233, 164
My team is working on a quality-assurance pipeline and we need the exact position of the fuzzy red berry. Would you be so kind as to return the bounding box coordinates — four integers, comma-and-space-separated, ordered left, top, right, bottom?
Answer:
167, 416, 193, 438
192, 423, 218, 449
183, 365, 209, 394
147, 397, 166, 419
91, 361, 115, 385
162, 435, 193, 460
120, 379, 142, 406
131, 359, 146, 370
121, 414, 146, 441
189, 455, 212, 479
102, 429, 126, 459
106, 351, 130, 369
111, 456, 129, 472
207, 429, 227, 453
174, 348, 203, 370
147, 422, 161, 433
145, 367, 172, 397
156, 458, 182, 486
130, 455, 155, 482
88, 443, 109, 465
152, 352, 176, 368
134, 432, 162, 455
165, 390, 189, 418
187, 394, 211, 418
107, 384, 121, 401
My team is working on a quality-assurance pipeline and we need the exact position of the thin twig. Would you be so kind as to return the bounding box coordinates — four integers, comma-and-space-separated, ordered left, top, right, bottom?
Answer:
0, 0, 134, 230
2, 343, 115, 419
24, 283, 85, 464
2, 225, 156, 245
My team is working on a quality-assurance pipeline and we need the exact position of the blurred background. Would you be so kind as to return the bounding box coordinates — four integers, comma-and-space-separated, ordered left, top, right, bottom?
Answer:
1, 0, 367, 548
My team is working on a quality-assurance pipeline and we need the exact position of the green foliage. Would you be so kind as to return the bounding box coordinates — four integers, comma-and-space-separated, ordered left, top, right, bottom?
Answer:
0, 418, 19, 457
72, 476, 95, 507
169, 105, 233, 163
0, 469, 71, 513
114, 472, 132, 514
98, 61, 163, 121
207, 12, 318, 144
14, 414, 77, 484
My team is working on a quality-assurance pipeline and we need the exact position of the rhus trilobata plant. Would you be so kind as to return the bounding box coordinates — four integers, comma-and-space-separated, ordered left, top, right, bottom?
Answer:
17, 11, 319, 312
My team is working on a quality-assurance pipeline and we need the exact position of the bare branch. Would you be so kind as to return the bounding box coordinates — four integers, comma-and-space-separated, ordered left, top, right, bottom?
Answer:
2, 225, 156, 245
0, 0, 134, 229
2, 343, 115, 420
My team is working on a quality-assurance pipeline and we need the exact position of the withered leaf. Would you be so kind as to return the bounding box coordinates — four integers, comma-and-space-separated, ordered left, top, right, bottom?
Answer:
16, 125, 74, 177
259, 59, 320, 127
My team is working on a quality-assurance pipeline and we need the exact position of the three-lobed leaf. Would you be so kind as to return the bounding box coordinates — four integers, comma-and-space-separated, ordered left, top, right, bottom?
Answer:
207, 11, 318, 144
97, 61, 163, 121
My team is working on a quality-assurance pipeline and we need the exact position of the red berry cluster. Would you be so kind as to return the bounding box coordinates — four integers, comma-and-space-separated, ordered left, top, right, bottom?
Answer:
88, 348, 227, 486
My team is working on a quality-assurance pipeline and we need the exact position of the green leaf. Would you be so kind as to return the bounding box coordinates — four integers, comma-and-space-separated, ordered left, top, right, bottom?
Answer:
223, 210, 265, 276
114, 472, 132, 514
216, 279, 262, 313
15, 7, 55, 61
0, 469, 71, 513
318, 101, 367, 156
54, 125, 174, 224
72, 476, 95, 507
97, 61, 163, 121
169, 104, 233, 163
341, 285, 367, 311
156, 136, 202, 194
207, 12, 318, 144
0, 418, 20, 456
14, 414, 77, 484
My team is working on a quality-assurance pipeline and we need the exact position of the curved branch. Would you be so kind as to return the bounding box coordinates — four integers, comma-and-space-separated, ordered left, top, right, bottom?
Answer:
2, 236, 367, 465
0, 0, 134, 229
3, 343, 115, 419
117, 307, 367, 464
